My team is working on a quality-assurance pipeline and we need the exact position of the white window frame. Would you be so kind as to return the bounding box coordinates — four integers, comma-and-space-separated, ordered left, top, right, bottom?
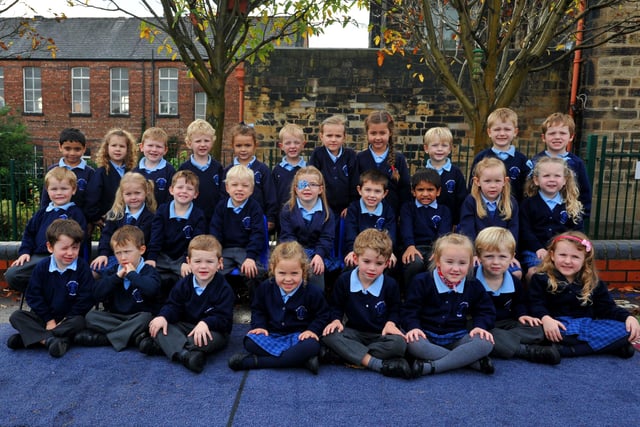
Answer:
23, 67, 42, 114
158, 67, 178, 115
71, 67, 90, 114
110, 67, 130, 115
0, 67, 5, 108
194, 92, 207, 120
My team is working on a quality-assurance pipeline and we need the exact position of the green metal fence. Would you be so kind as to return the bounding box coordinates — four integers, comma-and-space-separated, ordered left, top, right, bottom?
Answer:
586, 134, 640, 239
1, 135, 638, 240
0, 159, 43, 240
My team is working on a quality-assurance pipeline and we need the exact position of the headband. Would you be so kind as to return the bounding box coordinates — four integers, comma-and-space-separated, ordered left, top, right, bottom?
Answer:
553, 235, 592, 253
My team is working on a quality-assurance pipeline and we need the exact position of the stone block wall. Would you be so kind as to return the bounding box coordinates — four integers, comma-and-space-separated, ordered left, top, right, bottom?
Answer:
241, 48, 571, 175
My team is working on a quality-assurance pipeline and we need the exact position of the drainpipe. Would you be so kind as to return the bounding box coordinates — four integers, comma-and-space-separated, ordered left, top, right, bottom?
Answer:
568, 0, 585, 151
235, 64, 245, 121
151, 49, 156, 126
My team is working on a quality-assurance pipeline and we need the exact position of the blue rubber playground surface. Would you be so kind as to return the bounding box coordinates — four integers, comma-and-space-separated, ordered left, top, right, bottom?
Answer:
1, 322, 639, 427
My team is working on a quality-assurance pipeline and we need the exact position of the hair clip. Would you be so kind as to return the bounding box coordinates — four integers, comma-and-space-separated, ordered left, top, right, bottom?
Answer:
554, 235, 592, 252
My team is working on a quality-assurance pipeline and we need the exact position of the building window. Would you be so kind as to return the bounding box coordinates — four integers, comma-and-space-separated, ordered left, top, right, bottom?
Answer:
110, 68, 129, 115
23, 67, 42, 114
158, 67, 178, 115
0, 68, 4, 108
71, 67, 90, 114
195, 92, 207, 120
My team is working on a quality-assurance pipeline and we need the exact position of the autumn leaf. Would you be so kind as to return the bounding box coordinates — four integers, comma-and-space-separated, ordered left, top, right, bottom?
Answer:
377, 50, 385, 66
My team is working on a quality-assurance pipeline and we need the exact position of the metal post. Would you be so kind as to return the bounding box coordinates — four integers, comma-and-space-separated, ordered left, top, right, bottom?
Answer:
584, 135, 597, 233
9, 159, 18, 240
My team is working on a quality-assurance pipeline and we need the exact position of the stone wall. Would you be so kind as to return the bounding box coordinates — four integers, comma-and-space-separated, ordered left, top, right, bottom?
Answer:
241, 48, 572, 174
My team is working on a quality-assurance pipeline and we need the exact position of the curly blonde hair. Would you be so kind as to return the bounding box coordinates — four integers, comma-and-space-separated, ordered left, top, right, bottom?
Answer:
470, 157, 513, 220
536, 231, 598, 305
96, 128, 138, 172
525, 156, 583, 222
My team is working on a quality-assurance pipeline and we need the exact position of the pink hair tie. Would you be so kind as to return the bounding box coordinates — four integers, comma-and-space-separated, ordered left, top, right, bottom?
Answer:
554, 235, 592, 252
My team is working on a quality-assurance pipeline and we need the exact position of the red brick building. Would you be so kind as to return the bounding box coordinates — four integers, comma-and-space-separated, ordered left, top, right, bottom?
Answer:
0, 17, 243, 164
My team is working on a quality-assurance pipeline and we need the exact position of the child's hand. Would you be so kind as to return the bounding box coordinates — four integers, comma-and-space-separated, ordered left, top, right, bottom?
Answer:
381, 321, 405, 338
343, 251, 356, 267
310, 254, 325, 276
45, 319, 57, 331
11, 254, 30, 267
180, 262, 192, 277
405, 328, 426, 343
518, 315, 542, 327
323, 319, 344, 336
389, 253, 397, 269
241, 258, 258, 279
626, 315, 640, 342
90, 255, 108, 271
248, 328, 269, 336
340, 208, 348, 218
149, 316, 168, 338
188, 321, 213, 347
299, 330, 319, 341
402, 246, 422, 264
145, 260, 157, 268
470, 327, 494, 343
536, 248, 548, 260
541, 315, 566, 342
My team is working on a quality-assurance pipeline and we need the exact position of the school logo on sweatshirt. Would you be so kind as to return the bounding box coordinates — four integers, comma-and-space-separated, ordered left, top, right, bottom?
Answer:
242, 216, 252, 230
131, 288, 144, 303
374, 300, 387, 316
375, 217, 386, 230
431, 215, 442, 228
182, 225, 194, 239
508, 166, 521, 182
66, 280, 79, 296
77, 178, 88, 191
445, 179, 456, 194
156, 177, 167, 191
295, 305, 308, 320
254, 171, 262, 185
559, 211, 568, 225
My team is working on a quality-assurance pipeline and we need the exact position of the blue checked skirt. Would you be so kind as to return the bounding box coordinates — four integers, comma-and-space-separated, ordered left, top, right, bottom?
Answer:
559, 316, 629, 351
246, 333, 300, 356
424, 329, 468, 346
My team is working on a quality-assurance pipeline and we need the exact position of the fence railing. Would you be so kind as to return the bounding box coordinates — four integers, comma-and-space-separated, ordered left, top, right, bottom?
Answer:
586, 134, 640, 240
1, 135, 638, 240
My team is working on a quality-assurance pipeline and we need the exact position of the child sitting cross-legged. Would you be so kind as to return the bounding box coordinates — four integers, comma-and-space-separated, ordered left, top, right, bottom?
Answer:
322, 229, 410, 378
7, 219, 94, 358
140, 235, 234, 374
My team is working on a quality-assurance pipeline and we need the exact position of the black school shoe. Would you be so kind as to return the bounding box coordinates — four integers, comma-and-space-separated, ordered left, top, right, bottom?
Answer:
616, 343, 636, 359
74, 330, 110, 347
138, 336, 162, 356
304, 356, 319, 375
7, 334, 25, 350
380, 358, 413, 379
176, 349, 207, 374
46, 337, 69, 358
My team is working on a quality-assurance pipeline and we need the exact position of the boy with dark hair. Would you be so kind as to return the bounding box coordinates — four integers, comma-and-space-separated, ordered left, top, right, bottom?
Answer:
322, 229, 409, 378
6, 167, 87, 294
7, 219, 94, 357
41, 128, 95, 212
76, 225, 162, 351
400, 168, 452, 286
